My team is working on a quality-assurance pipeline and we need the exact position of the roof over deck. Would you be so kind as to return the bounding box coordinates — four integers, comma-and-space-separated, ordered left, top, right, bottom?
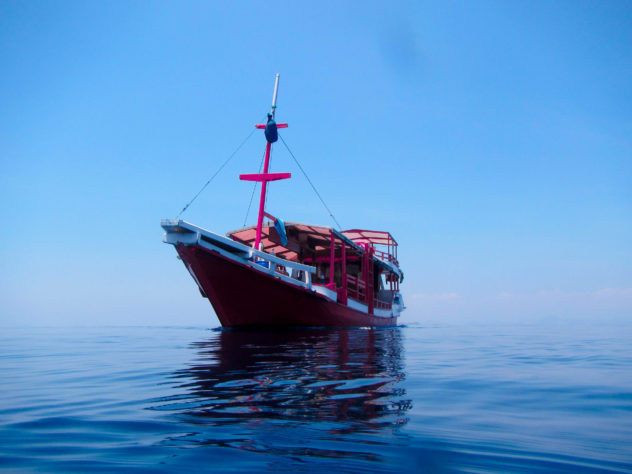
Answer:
227, 221, 334, 262
227, 221, 401, 275
341, 229, 398, 247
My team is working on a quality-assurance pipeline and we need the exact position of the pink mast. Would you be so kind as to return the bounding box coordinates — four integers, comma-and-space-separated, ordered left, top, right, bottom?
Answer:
239, 74, 290, 250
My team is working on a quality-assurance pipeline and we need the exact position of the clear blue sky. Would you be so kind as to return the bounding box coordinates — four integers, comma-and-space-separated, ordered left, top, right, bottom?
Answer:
1, 1, 630, 326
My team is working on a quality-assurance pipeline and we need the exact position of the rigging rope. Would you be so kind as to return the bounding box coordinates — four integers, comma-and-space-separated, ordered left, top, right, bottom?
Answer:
176, 127, 257, 218
278, 134, 342, 230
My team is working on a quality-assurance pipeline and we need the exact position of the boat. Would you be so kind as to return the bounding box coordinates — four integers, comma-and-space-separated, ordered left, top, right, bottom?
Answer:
161, 75, 405, 327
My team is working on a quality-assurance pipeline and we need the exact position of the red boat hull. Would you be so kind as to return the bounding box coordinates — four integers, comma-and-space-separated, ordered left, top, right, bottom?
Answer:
176, 244, 398, 328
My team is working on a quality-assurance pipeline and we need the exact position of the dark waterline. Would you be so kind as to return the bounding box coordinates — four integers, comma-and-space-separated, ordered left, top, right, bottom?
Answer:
0, 323, 630, 472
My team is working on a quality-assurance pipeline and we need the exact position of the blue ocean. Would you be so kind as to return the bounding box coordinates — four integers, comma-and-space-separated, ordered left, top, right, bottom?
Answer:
1, 323, 630, 472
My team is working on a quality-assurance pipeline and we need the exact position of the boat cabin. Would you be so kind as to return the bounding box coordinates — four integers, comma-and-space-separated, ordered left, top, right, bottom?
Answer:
228, 222, 403, 315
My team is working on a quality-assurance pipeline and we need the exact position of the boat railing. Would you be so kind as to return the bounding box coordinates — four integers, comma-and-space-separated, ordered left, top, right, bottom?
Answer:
346, 277, 393, 310
374, 299, 391, 310
373, 298, 393, 309
346, 274, 366, 302
248, 248, 316, 289
163, 220, 317, 291
372, 248, 399, 267
374, 289, 395, 310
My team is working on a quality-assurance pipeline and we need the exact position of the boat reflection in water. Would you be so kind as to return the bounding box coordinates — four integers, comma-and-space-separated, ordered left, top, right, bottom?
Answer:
162, 327, 411, 464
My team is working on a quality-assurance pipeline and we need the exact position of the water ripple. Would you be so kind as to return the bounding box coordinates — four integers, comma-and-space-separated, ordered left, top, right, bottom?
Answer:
0, 324, 630, 472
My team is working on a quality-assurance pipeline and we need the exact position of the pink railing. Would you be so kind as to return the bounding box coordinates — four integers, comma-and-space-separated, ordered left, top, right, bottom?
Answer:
346, 274, 366, 302
372, 248, 399, 266
374, 299, 392, 310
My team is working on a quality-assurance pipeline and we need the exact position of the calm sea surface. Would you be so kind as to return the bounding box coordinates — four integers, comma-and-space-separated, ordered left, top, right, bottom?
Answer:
0, 323, 630, 472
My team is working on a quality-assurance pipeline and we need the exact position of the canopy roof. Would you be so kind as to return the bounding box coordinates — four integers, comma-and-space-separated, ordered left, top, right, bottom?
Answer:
227, 221, 400, 274
341, 229, 398, 247
228, 221, 333, 262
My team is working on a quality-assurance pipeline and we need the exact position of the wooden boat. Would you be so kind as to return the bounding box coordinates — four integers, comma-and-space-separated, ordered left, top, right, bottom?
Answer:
161, 75, 404, 327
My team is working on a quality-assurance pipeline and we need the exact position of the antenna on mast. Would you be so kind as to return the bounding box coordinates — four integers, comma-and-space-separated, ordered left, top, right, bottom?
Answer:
264, 73, 281, 143
270, 73, 280, 119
